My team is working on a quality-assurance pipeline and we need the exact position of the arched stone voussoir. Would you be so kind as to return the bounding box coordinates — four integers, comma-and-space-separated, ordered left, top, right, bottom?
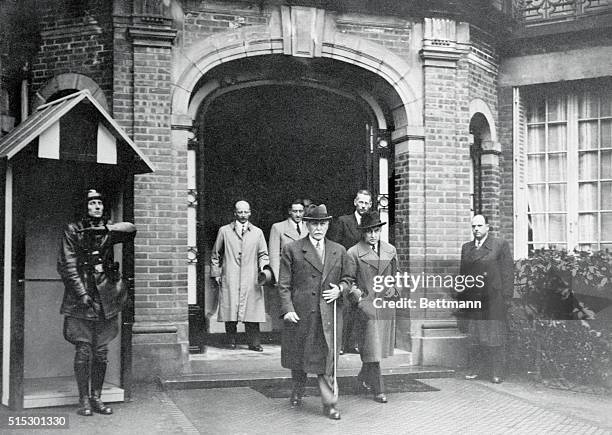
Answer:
33, 72, 108, 111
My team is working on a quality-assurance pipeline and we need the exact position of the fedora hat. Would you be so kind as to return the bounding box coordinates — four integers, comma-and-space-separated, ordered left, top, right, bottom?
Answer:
258, 267, 276, 286
87, 189, 103, 202
303, 204, 333, 221
358, 211, 386, 230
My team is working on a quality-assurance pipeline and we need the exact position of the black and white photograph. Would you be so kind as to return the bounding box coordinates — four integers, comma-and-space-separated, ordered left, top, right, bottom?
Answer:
0, 0, 611, 433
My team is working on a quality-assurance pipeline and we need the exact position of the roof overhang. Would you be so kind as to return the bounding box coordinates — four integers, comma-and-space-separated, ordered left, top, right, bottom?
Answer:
0, 90, 154, 174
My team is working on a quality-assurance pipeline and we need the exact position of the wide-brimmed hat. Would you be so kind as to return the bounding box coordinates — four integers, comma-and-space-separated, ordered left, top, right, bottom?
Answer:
303, 204, 333, 221
358, 211, 386, 230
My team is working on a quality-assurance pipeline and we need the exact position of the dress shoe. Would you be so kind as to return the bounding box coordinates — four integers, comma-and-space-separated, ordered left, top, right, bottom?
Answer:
339, 348, 344, 355
90, 395, 113, 415
491, 376, 503, 384
289, 391, 303, 407
374, 393, 388, 403
322, 405, 341, 420
464, 373, 479, 380
248, 344, 263, 352
356, 380, 373, 395
76, 397, 93, 416
347, 347, 360, 354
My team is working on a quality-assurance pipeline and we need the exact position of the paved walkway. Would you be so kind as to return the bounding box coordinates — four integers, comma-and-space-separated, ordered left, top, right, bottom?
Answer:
2, 377, 611, 434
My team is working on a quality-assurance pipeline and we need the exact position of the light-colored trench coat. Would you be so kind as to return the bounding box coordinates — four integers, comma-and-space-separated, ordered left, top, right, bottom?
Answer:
347, 240, 397, 362
211, 221, 269, 322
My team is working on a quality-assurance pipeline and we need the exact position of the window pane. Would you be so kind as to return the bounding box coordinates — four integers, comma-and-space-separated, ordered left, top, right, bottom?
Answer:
528, 97, 545, 123
549, 214, 566, 241
602, 120, 612, 149
528, 155, 546, 182
578, 213, 597, 241
579, 151, 598, 180
601, 89, 612, 117
602, 150, 612, 179
579, 121, 598, 150
601, 213, 612, 240
549, 184, 566, 211
579, 91, 598, 119
601, 182, 612, 210
529, 214, 546, 242
528, 185, 546, 212
528, 126, 546, 152
548, 95, 567, 121
548, 154, 566, 181
548, 124, 567, 151
579, 182, 597, 210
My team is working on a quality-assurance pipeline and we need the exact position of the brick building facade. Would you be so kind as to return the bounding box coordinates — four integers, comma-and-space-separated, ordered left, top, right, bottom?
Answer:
1, 0, 611, 398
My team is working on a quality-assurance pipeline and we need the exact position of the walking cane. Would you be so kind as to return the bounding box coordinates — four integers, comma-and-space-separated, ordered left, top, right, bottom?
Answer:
333, 298, 338, 400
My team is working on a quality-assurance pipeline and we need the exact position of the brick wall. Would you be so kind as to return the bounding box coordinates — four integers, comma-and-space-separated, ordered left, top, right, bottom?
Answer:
31, 1, 113, 106
131, 43, 188, 325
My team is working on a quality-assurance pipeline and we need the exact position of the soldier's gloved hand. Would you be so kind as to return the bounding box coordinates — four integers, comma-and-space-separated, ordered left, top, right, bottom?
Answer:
79, 294, 93, 307
76, 225, 108, 234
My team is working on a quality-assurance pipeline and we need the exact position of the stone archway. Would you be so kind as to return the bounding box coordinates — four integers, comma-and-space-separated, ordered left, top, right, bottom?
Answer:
170, 6, 421, 136
169, 5, 423, 353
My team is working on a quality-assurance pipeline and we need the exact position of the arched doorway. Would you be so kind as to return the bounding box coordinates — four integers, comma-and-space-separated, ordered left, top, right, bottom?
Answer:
188, 56, 397, 350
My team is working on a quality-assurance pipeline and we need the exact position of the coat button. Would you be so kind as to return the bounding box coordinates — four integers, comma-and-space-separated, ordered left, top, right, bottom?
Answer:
311, 309, 315, 313
312, 291, 316, 295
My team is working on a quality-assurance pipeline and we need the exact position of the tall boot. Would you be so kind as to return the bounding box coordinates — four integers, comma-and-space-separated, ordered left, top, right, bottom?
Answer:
90, 361, 113, 415
74, 361, 92, 417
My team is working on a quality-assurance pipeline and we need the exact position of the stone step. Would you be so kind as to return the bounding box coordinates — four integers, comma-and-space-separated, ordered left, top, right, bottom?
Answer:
161, 345, 454, 391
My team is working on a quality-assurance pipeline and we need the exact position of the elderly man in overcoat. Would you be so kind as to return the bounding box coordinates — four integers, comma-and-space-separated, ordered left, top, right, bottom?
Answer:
346, 211, 397, 404
58, 189, 136, 417
459, 214, 513, 384
211, 200, 270, 351
278, 204, 358, 420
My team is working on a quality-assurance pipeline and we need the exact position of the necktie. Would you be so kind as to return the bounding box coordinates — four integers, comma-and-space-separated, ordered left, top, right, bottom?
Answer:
296, 223, 301, 236
241, 224, 246, 237
372, 244, 377, 255
316, 241, 324, 262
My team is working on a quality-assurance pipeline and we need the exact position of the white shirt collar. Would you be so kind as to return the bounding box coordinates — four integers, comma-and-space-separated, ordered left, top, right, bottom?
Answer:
309, 235, 323, 248
475, 234, 488, 248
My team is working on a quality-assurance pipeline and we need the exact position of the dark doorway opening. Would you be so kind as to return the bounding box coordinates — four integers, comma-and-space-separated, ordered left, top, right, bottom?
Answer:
194, 84, 372, 347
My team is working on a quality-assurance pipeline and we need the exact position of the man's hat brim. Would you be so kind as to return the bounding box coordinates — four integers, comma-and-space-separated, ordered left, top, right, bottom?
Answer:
303, 216, 333, 221
358, 221, 386, 230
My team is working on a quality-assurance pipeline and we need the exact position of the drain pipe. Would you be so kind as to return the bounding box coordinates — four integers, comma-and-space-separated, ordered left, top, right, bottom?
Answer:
20, 62, 29, 120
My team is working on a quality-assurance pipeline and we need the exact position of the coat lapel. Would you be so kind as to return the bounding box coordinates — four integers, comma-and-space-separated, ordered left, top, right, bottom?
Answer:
283, 219, 301, 241
357, 241, 379, 270
377, 241, 394, 274
322, 239, 339, 282
349, 214, 360, 243
302, 238, 323, 273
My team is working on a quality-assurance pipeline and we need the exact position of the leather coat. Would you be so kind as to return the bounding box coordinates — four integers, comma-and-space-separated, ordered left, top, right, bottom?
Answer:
57, 219, 136, 320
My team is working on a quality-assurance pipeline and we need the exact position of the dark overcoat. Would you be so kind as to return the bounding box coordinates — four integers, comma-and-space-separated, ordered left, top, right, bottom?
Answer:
278, 237, 357, 375
347, 240, 397, 362
329, 214, 360, 250
58, 220, 136, 320
459, 235, 513, 322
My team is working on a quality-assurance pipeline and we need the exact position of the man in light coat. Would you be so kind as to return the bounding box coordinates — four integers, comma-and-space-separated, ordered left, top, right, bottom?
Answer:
279, 204, 358, 420
329, 189, 373, 354
211, 200, 270, 351
347, 211, 397, 404
269, 198, 307, 280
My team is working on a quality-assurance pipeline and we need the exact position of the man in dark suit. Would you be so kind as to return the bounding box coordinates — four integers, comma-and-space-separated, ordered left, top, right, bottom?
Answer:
459, 214, 513, 384
278, 204, 358, 420
329, 189, 373, 354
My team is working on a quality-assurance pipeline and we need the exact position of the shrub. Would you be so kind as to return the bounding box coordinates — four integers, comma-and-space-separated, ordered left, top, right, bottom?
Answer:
509, 249, 612, 388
